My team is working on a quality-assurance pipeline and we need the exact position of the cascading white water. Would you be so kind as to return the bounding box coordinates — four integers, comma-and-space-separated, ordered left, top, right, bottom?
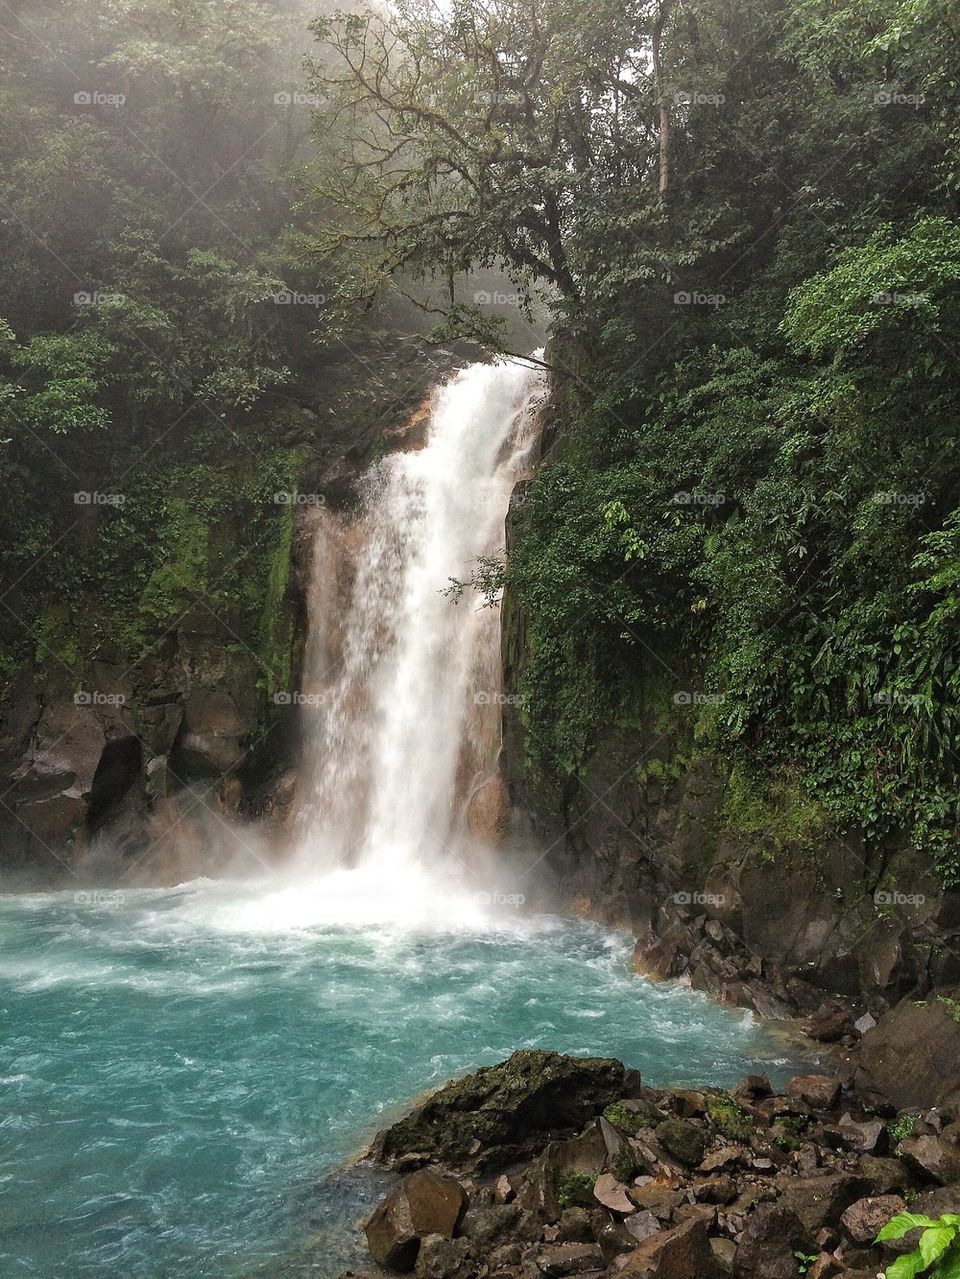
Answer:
284, 355, 544, 927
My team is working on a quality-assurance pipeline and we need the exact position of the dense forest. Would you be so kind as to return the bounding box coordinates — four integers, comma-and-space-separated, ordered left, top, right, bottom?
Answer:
2, 0, 960, 881
306, 0, 960, 882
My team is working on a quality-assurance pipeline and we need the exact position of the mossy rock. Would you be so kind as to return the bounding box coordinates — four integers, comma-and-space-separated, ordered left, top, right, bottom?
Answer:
371, 1050, 629, 1170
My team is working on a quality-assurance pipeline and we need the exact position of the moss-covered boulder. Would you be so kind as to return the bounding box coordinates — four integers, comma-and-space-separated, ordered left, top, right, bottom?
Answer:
370, 1050, 632, 1171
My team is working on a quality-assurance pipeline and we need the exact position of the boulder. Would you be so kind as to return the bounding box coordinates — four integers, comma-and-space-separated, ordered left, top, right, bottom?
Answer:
413, 1235, 473, 1279
558, 1207, 593, 1243
855, 1155, 916, 1195
655, 1119, 706, 1167
836, 1114, 885, 1154
898, 1134, 960, 1185
372, 1051, 629, 1169
854, 995, 960, 1109
458, 1204, 523, 1249
364, 1170, 467, 1271
840, 1194, 906, 1243
534, 1242, 605, 1275
734, 1203, 812, 1279
785, 1076, 842, 1110
614, 1217, 722, 1278
775, 1173, 870, 1234
623, 1211, 661, 1242
691, 1175, 737, 1204
594, 1173, 635, 1215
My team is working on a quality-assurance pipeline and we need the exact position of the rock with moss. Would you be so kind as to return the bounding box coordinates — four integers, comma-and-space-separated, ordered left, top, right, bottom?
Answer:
370, 1050, 633, 1171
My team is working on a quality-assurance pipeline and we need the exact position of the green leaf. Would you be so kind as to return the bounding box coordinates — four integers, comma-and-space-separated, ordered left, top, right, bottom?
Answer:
920, 1226, 955, 1266
884, 1251, 930, 1279
877, 1214, 940, 1242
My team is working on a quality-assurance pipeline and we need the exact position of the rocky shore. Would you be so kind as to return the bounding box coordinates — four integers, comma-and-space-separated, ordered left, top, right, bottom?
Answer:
343, 1048, 960, 1279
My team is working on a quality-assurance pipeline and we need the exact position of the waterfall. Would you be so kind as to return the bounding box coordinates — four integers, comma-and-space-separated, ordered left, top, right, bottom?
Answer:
288, 355, 544, 926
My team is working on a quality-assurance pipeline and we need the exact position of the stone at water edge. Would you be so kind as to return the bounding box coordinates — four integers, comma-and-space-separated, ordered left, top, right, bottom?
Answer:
785, 1075, 842, 1110
364, 1169, 467, 1271
371, 1049, 629, 1168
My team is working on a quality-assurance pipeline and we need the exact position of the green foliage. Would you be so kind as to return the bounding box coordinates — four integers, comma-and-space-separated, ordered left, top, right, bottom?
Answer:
890, 1114, 918, 1144
705, 1094, 754, 1142
877, 1212, 960, 1279
554, 1170, 598, 1210
603, 1102, 653, 1136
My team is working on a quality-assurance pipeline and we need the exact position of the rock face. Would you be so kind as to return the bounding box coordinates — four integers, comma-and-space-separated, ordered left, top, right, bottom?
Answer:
498, 674, 960, 1020
357, 1054, 950, 1279
364, 1169, 467, 1271
854, 994, 960, 1109
370, 1050, 632, 1169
